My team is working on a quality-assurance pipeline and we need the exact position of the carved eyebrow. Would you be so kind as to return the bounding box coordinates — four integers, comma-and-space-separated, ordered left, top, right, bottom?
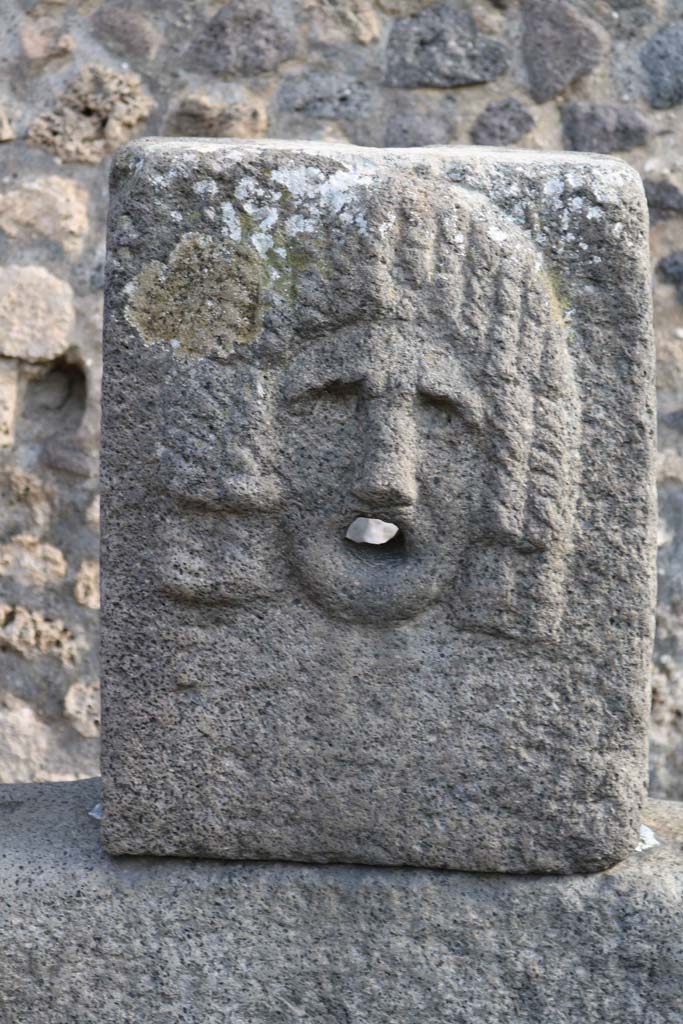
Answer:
283, 368, 364, 403
417, 369, 485, 429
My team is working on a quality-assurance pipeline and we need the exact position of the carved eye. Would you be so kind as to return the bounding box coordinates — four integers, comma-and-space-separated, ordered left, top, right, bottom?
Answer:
417, 387, 483, 432
288, 379, 361, 417
419, 393, 456, 423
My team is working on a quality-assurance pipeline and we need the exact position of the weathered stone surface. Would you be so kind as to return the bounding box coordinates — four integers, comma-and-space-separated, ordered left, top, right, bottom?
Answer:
522, 0, 606, 103
165, 86, 268, 139
0, 176, 89, 255
471, 97, 534, 146
0, 701, 97, 784
0, 602, 82, 666
19, 15, 74, 65
641, 22, 683, 109
2, 780, 683, 1023
183, 0, 298, 78
657, 249, 683, 303
0, 533, 66, 587
27, 65, 154, 163
102, 140, 655, 872
277, 69, 376, 122
376, 0, 433, 12
561, 101, 649, 153
652, 429, 683, 800
74, 558, 100, 609
383, 93, 458, 146
644, 177, 683, 224
304, 0, 381, 45
0, 106, 13, 142
0, 358, 18, 448
0, 336, 101, 783
63, 679, 100, 737
91, 0, 162, 61
609, 0, 654, 8
385, 4, 508, 87
0, 266, 74, 362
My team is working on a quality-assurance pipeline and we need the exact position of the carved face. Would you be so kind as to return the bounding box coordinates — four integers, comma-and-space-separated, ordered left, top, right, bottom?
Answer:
279, 317, 490, 623
155, 174, 578, 638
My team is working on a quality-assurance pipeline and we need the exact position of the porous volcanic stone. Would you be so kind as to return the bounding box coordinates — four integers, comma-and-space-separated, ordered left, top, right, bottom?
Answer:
384, 93, 458, 146
641, 22, 683, 109
276, 70, 376, 121
561, 101, 649, 153
183, 0, 298, 78
27, 64, 154, 164
643, 177, 683, 222
101, 140, 656, 873
657, 249, 683, 303
522, 0, 605, 103
471, 98, 534, 146
2, 780, 683, 1024
0, 265, 75, 361
385, 4, 508, 87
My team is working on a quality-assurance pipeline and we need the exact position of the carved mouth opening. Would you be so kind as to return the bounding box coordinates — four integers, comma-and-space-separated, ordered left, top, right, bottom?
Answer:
345, 517, 405, 556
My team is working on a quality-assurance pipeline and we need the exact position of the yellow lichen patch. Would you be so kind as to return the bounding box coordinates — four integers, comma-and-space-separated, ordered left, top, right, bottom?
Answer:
125, 232, 264, 360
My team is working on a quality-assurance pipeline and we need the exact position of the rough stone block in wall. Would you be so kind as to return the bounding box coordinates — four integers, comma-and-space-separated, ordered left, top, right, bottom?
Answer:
101, 140, 656, 873
2, 780, 683, 1024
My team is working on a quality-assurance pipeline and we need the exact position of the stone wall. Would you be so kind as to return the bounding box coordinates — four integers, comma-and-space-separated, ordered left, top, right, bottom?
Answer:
0, 0, 681, 797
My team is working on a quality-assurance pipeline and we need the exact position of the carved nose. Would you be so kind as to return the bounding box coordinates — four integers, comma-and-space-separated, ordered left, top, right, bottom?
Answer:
351, 402, 417, 508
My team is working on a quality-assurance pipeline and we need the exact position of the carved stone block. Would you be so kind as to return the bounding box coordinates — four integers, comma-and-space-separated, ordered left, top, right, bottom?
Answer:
101, 140, 656, 872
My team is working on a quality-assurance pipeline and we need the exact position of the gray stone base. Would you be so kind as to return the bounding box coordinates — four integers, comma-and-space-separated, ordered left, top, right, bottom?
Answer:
1, 780, 682, 1024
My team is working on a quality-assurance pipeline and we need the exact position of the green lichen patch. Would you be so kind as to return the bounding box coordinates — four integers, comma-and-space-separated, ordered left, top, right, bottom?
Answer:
125, 232, 264, 359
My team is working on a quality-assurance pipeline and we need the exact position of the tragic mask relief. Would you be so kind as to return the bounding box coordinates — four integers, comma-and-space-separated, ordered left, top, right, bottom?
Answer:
144, 174, 581, 641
